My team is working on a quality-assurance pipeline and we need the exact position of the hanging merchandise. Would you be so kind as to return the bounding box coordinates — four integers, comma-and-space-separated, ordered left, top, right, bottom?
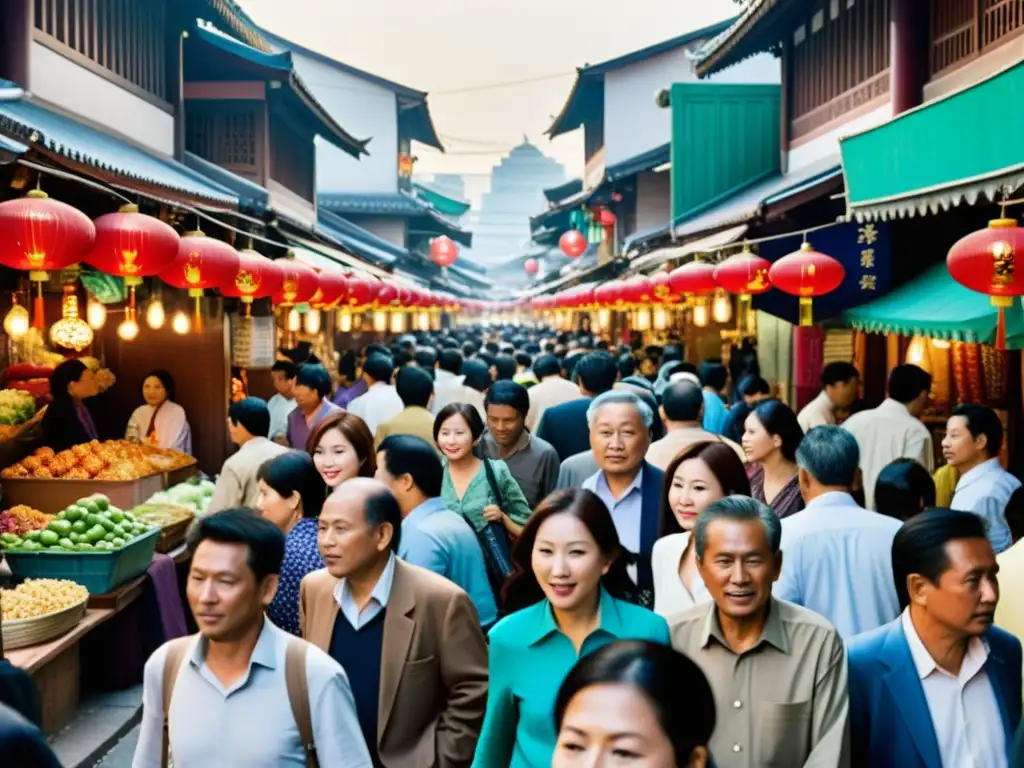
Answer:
591, 207, 616, 245
0, 188, 96, 328
220, 246, 284, 317
947, 215, 1024, 350
768, 240, 846, 327
158, 230, 240, 332
271, 257, 319, 307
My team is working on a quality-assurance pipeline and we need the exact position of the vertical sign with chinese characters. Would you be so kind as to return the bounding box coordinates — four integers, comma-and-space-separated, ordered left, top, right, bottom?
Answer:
754, 221, 891, 325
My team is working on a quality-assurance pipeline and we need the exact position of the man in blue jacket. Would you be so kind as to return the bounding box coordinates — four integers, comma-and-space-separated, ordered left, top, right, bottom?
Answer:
849, 509, 1021, 768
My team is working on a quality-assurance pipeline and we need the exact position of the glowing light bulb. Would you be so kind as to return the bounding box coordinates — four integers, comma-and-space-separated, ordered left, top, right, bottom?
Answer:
712, 290, 733, 324
117, 318, 140, 341
3, 303, 29, 338
303, 309, 321, 335
146, 299, 165, 329
286, 308, 301, 332
390, 312, 406, 334
172, 311, 191, 335
373, 311, 387, 332
692, 301, 709, 328
87, 299, 107, 330
337, 309, 353, 333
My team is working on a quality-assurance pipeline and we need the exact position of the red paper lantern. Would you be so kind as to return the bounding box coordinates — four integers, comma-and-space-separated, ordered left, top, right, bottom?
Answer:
158, 230, 240, 332
559, 230, 587, 259
430, 236, 458, 268
768, 241, 846, 326
595, 207, 616, 227
0, 189, 96, 327
948, 216, 1024, 348
272, 258, 319, 306
377, 283, 400, 309
221, 249, 284, 316
87, 204, 180, 282
714, 248, 772, 296
668, 260, 716, 297
524, 258, 539, 275
310, 272, 349, 309
650, 269, 675, 304
624, 275, 654, 306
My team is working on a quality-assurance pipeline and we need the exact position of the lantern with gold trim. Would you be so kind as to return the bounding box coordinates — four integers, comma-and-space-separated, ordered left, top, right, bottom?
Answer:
158, 230, 239, 332
271, 258, 319, 307
0, 188, 96, 328
221, 248, 284, 317
768, 240, 846, 327
713, 246, 771, 329
947, 216, 1024, 350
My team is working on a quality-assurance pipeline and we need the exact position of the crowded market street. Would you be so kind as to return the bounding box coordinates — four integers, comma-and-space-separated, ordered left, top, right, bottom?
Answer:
2, 1, 1024, 767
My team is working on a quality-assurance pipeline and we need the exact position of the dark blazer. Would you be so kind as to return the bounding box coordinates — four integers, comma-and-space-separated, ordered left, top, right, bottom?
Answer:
849, 616, 1022, 768
635, 461, 664, 602
0, 703, 61, 768
535, 397, 592, 461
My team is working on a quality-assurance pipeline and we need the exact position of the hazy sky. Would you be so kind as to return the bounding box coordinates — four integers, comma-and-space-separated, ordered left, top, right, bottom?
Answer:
237, 0, 739, 182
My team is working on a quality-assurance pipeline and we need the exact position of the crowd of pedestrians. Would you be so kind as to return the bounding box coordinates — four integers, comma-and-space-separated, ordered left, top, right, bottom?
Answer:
38, 325, 1021, 767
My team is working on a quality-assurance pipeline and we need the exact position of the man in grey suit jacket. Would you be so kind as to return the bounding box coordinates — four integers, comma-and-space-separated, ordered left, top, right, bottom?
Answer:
556, 450, 598, 489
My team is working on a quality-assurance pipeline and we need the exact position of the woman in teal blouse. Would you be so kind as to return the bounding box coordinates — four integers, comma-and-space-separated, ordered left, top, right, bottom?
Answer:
435, 402, 532, 535
472, 488, 671, 768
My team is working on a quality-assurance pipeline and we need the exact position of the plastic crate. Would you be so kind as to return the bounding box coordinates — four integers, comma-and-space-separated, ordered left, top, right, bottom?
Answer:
2, 528, 160, 594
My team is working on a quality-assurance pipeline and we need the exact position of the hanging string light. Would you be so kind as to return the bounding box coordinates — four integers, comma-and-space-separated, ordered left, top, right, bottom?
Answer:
172, 310, 191, 335
50, 284, 93, 351
86, 298, 107, 330
3, 294, 29, 339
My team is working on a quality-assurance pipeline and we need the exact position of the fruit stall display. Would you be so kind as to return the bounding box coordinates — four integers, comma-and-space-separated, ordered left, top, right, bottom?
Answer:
144, 477, 215, 517
0, 505, 54, 536
0, 440, 197, 512
1, 578, 90, 650
1, 495, 160, 594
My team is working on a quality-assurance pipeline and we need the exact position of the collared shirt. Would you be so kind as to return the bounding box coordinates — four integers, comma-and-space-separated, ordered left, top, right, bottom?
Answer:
267, 393, 296, 441
650, 532, 710, 617
841, 398, 934, 509
798, 390, 836, 433
702, 389, 729, 435
480, 430, 560, 509
472, 589, 670, 768
669, 598, 851, 768
132, 617, 371, 768
348, 382, 404, 438
582, 469, 643, 584
525, 375, 581, 431
951, 458, 1019, 554
287, 398, 342, 451
332, 378, 367, 409
441, 457, 533, 533
374, 405, 437, 449
996, 538, 1024, 656
774, 492, 901, 639
333, 553, 397, 630
902, 609, 1006, 768
206, 436, 290, 516
399, 497, 498, 627
645, 426, 746, 471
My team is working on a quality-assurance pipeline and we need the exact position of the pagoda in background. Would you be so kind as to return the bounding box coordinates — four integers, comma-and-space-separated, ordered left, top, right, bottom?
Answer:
466, 138, 565, 265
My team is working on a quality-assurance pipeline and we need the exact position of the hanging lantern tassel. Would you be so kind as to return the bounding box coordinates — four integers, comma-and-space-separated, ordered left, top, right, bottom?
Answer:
798, 296, 814, 327
31, 272, 46, 329
190, 288, 203, 333
993, 296, 1012, 350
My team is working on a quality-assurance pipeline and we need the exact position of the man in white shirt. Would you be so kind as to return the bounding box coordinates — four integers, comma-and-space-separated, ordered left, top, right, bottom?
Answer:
841, 364, 934, 510
348, 353, 403, 437
775, 426, 901, 639
646, 380, 745, 471
943, 403, 1019, 554
797, 361, 859, 433
525, 353, 582, 431
267, 360, 297, 445
848, 509, 1020, 767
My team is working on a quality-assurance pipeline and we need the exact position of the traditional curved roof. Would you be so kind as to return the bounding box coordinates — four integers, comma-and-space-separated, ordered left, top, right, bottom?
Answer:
546, 17, 737, 138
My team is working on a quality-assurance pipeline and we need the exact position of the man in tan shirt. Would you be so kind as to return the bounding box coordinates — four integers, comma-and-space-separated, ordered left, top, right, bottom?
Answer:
647, 380, 745, 471
669, 496, 850, 768
525, 353, 582, 431
206, 398, 288, 515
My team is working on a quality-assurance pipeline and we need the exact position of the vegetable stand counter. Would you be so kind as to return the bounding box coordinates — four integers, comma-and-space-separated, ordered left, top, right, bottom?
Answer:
5, 574, 146, 734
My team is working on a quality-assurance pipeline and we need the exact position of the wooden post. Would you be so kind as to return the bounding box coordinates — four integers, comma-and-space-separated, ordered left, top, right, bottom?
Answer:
890, 0, 924, 114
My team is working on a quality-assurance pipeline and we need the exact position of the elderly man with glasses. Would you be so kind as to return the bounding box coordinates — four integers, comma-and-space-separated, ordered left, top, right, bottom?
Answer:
580, 390, 663, 607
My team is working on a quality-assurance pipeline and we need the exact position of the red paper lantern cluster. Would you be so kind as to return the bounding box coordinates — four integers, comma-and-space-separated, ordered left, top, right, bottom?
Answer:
669, 260, 716, 297
272, 258, 319, 307
310, 272, 349, 309
158, 230, 240, 332
948, 216, 1024, 349
768, 241, 845, 326
221, 248, 284, 316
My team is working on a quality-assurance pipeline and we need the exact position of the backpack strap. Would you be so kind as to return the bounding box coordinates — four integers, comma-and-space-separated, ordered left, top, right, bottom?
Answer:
160, 635, 195, 768
286, 639, 319, 768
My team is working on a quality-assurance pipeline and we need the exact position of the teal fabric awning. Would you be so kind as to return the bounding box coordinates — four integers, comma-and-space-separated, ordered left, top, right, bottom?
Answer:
841, 59, 1024, 222
843, 263, 1024, 345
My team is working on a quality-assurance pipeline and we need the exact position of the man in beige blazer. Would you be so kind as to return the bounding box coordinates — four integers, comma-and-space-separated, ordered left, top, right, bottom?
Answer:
206, 398, 289, 515
300, 478, 488, 768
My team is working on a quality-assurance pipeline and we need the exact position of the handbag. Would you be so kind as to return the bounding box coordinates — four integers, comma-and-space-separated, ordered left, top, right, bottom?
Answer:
477, 458, 515, 593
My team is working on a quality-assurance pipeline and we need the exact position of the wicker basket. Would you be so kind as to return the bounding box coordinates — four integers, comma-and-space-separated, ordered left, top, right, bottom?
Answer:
155, 516, 193, 554
1, 596, 89, 650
